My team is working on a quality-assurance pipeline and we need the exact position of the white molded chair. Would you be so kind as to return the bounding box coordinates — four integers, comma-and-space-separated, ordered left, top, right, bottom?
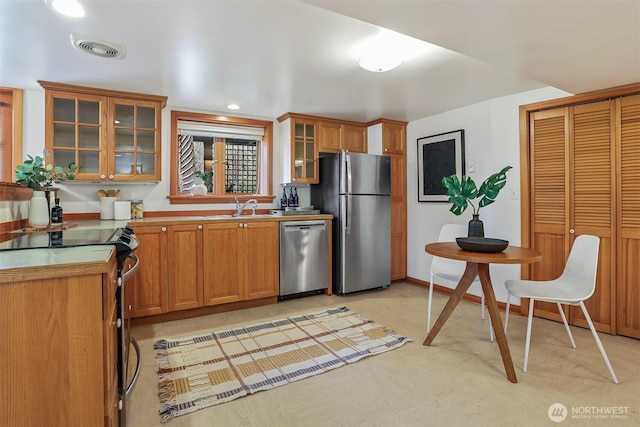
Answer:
428, 224, 493, 341
504, 234, 618, 383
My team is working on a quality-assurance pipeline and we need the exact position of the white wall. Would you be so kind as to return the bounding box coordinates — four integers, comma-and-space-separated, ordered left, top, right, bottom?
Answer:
406, 86, 571, 303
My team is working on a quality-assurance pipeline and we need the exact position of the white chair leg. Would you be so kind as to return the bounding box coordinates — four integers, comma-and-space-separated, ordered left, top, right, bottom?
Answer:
489, 318, 494, 342
427, 273, 434, 333
579, 302, 619, 384
504, 294, 512, 333
556, 302, 576, 349
523, 298, 535, 373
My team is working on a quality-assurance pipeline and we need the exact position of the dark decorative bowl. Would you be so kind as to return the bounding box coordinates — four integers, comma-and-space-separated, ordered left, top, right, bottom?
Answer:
456, 237, 509, 253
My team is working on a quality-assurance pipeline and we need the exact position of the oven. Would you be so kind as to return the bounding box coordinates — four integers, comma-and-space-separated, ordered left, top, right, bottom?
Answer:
119, 251, 140, 427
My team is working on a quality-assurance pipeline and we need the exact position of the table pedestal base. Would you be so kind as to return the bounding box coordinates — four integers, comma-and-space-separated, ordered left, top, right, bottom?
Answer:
423, 262, 518, 383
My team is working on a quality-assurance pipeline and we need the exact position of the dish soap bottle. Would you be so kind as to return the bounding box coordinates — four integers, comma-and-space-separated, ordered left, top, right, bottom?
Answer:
280, 188, 288, 209
51, 198, 64, 224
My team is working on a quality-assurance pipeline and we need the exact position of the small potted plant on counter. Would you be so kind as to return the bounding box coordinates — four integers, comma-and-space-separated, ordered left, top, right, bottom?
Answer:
441, 165, 512, 237
15, 149, 77, 227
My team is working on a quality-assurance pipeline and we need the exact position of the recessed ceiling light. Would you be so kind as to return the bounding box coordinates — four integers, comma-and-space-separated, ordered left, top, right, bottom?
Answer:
227, 104, 240, 110
45, 0, 85, 18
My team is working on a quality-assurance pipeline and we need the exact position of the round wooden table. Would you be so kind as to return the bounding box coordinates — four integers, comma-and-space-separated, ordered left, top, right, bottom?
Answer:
424, 242, 542, 383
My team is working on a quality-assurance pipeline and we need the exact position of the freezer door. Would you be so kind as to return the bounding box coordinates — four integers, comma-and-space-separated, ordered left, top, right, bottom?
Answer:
337, 194, 391, 294
340, 152, 390, 196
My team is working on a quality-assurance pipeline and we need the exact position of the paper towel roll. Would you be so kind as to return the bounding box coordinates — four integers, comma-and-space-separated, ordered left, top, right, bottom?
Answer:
114, 201, 131, 220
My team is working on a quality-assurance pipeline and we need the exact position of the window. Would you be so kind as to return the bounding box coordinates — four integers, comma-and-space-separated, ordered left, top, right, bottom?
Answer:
0, 87, 23, 183
169, 110, 274, 204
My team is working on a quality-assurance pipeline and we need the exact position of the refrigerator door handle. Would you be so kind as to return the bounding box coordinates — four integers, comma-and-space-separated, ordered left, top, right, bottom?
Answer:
343, 195, 351, 235
345, 153, 352, 194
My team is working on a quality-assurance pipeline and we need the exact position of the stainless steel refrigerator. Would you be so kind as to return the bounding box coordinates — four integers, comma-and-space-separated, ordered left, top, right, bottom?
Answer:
310, 152, 391, 294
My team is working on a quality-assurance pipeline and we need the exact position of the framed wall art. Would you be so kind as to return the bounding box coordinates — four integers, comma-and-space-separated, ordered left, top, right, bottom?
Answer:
417, 129, 465, 202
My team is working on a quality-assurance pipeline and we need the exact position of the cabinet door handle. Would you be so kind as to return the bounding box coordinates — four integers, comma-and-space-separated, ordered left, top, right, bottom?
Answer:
238, 223, 243, 228
117, 277, 122, 287
198, 224, 203, 229
100, 174, 106, 179
569, 229, 575, 234
161, 227, 167, 232
109, 175, 114, 180
116, 318, 122, 328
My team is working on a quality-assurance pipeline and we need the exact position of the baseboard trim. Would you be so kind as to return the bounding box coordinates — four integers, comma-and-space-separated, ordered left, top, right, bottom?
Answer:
405, 276, 521, 314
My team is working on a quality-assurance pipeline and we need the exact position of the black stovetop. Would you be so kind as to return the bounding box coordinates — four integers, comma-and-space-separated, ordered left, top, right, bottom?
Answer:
0, 227, 122, 251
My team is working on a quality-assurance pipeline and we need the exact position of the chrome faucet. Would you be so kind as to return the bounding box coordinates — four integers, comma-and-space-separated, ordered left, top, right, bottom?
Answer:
233, 197, 258, 217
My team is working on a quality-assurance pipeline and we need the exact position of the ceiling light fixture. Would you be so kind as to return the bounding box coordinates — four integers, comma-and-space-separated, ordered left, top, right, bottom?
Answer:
45, 0, 85, 18
227, 104, 240, 110
358, 55, 402, 73
353, 28, 431, 73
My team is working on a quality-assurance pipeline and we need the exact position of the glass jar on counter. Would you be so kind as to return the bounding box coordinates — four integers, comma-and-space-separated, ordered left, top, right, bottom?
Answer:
130, 200, 144, 219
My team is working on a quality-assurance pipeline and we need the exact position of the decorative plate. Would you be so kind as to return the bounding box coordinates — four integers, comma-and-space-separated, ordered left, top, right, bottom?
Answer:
456, 237, 509, 253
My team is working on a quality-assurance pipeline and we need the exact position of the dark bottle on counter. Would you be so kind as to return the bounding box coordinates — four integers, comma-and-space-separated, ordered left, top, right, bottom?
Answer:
51, 198, 64, 224
280, 188, 288, 208
293, 187, 299, 207
288, 187, 296, 208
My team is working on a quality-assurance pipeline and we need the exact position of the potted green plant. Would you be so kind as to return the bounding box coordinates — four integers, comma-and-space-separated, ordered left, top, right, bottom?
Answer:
15, 149, 77, 190
15, 149, 77, 227
441, 165, 512, 237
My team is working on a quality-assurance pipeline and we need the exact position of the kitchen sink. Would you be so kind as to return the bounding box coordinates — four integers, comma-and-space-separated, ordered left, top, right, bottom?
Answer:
205, 214, 277, 219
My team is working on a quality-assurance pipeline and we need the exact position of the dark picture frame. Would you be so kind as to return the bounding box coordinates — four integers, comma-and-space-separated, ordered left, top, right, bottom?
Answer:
417, 129, 465, 202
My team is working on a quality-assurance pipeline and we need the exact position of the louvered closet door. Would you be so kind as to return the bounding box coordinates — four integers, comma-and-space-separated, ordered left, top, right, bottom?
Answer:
617, 94, 640, 338
529, 108, 570, 321
568, 100, 615, 333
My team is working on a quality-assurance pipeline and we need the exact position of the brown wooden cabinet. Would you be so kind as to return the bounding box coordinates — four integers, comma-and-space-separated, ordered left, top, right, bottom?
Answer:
0, 250, 117, 427
203, 221, 279, 305
167, 224, 204, 311
285, 116, 320, 183
389, 154, 407, 280
130, 220, 279, 318
521, 85, 640, 337
318, 120, 367, 153
382, 120, 405, 155
318, 120, 342, 152
129, 224, 205, 317
203, 222, 244, 305
40, 81, 166, 182
128, 225, 168, 317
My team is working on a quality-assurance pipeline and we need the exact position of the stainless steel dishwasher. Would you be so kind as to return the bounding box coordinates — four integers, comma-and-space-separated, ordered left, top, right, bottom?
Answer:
279, 220, 329, 299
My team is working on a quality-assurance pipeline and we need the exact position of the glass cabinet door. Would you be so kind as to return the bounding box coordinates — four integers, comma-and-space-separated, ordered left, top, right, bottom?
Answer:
48, 91, 106, 179
292, 120, 318, 183
110, 98, 160, 180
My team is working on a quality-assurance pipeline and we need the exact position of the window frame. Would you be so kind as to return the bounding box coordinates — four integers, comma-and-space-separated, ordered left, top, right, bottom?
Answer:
0, 87, 23, 184
169, 110, 274, 204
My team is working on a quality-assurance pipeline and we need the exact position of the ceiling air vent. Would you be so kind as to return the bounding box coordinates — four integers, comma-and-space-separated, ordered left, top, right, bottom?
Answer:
70, 34, 126, 59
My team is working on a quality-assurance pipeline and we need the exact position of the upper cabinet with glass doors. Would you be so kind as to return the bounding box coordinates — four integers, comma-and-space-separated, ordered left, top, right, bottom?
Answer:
39, 81, 167, 182
277, 113, 319, 184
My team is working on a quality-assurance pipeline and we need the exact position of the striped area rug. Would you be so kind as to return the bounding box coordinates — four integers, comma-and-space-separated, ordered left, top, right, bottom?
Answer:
154, 306, 411, 422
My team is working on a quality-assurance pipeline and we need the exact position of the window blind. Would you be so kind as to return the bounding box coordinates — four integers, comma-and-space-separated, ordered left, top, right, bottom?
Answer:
0, 91, 13, 182
177, 120, 264, 140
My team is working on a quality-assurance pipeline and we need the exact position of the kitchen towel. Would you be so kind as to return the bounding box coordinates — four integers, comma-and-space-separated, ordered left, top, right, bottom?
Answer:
114, 201, 131, 220
154, 306, 411, 423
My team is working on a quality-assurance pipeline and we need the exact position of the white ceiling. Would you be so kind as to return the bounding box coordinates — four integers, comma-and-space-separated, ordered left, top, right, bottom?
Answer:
0, 1, 638, 123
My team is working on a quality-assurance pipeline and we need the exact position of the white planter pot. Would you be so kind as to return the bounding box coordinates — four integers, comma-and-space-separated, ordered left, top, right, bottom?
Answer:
28, 190, 50, 227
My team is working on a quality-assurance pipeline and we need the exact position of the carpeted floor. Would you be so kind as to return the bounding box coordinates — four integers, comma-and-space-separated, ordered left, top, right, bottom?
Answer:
129, 282, 640, 427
